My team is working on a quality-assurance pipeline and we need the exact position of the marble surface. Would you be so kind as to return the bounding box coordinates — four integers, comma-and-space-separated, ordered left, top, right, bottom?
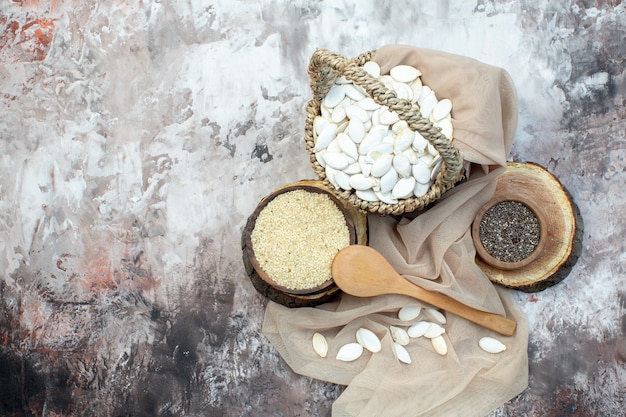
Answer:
1, 1, 624, 416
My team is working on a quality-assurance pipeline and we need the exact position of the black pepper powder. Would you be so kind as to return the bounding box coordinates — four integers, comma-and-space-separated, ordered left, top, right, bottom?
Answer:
479, 200, 541, 263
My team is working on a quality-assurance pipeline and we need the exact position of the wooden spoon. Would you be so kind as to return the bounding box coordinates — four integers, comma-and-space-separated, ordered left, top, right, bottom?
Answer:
331, 245, 517, 336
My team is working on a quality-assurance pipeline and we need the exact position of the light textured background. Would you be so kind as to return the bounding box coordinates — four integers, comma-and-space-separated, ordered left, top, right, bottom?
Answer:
1, 1, 624, 415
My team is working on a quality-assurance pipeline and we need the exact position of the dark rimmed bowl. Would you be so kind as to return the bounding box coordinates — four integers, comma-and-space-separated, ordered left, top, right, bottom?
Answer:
242, 180, 368, 307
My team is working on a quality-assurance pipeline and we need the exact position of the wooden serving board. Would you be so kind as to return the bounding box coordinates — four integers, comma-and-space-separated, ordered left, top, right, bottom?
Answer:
472, 162, 583, 292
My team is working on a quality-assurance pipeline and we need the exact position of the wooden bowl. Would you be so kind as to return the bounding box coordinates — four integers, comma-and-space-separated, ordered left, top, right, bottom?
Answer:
472, 162, 582, 292
472, 196, 547, 271
241, 180, 368, 307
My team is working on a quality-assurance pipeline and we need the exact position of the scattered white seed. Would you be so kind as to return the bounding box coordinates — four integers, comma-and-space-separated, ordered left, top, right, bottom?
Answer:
423, 322, 446, 339
336, 343, 364, 362
398, 306, 422, 322
426, 308, 447, 325
407, 321, 431, 338
479, 337, 507, 354
312, 333, 328, 358
390, 326, 410, 346
431, 335, 448, 355
356, 328, 382, 353
393, 342, 412, 364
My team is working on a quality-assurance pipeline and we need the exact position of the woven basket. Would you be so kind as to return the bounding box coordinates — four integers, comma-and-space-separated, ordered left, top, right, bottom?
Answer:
304, 49, 465, 215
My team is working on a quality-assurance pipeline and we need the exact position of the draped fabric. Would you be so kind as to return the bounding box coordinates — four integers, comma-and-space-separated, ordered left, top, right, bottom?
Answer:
262, 45, 528, 417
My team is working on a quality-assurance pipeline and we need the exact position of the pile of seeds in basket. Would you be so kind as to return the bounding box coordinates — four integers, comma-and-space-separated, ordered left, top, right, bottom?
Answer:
313, 61, 454, 204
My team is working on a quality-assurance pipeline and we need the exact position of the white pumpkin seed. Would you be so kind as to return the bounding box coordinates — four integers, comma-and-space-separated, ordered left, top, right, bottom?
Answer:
424, 322, 446, 339
394, 129, 414, 154
412, 160, 431, 184
344, 83, 367, 101
324, 152, 349, 170
312, 332, 328, 358
315, 149, 326, 167
390, 65, 421, 83
409, 78, 423, 102
363, 61, 381, 77
320, 102, 331, 119
392, 81, 413, 101
326, 138, 341, 154
314, 116, 331, 136
417, 85, 433, 105
356, 97, 380, 111
347, 119, 366, 143
371, 154, 393, 177
349, 173, 376, 191
426, 308, 447, 324
357, 155, 372, 176
378, 107, 399, 125
359, 128, 385, 155
407, 321, 431, 338
314, 124, 337, 152
413, 181, 430, 198
432, 98, 452, 122
392, 177, 416, 199
356, 328, 382, 353
367, 143, 394, 162
370, 108, 381, 126
345, 105, 370, 123
412, 132, 429, 154
434, 117, 453, 139
419, 93, 438, 119
391, 120, 408, 135
336, 342, 364, 362
479, 337, 507, 354
336, 120, 349, 134
403, 148, 419, 164
324, 84, 346, 108
390, 326, 410, 346
331, 106, 347, 124
355, 189, 380, 202
392, 153, 412, 178
325, 166, 339, 188
379, 167, 399, 193
334, 170, 352, 191
393, 342, 412, 364
343, 162, 361, 175
398, 306, 422, 322
337, 133, 358, 160
379, 75, 395, 90
431, 335, 448, 355
430, 158, 442, 181
374, 190, 398, 205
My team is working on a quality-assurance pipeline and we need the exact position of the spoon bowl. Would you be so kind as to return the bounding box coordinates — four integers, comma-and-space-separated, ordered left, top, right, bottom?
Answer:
331, 245, 517, 337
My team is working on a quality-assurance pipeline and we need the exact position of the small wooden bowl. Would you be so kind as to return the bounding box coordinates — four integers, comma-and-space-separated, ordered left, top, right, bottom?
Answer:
472, 162, 582, 292
242, 180, 368, 307
472, 196, 547, 271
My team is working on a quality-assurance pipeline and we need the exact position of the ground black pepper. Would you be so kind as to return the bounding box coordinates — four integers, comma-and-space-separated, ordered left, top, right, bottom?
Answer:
479, 200, 541, 263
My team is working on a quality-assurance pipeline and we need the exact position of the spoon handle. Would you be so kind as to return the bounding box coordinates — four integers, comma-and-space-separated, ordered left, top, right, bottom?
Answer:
395, 283, 517, 336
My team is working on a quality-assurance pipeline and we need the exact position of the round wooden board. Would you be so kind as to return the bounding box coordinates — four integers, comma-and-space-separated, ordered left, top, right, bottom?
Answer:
473, 162, 583, 292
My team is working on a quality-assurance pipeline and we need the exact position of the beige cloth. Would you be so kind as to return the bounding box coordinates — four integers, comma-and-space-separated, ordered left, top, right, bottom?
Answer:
262, 45, 528, 417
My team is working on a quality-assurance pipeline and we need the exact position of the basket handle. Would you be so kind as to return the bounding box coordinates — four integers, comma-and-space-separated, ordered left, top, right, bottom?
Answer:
308, 49, 464, 190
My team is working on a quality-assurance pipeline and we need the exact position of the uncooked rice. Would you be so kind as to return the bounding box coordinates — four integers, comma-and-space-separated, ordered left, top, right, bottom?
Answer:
251, 189, 350, 290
